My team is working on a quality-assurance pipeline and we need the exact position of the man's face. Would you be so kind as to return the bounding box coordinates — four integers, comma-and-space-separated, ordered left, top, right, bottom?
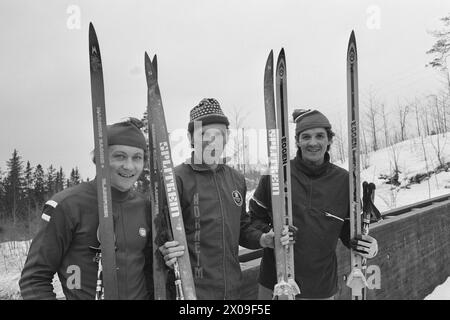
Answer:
109, 145, 144, 191
296, 127, 330, 166
190, 123, 229, 165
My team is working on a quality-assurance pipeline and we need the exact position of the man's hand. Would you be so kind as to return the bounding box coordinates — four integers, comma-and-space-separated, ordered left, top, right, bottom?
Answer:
158, 241, 185, 268
351, 235, 378, 259
260, 225, 298, 249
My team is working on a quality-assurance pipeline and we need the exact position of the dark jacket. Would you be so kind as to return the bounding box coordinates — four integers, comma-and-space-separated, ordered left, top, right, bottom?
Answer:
19, 180, 153, 300
249, 151, 351, 299
174, 159, 263, 300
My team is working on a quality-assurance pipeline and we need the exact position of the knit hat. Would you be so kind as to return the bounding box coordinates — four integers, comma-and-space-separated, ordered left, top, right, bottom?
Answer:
188, 98, 230, 133
292, 109, 331, 135
107, 118, 147, 151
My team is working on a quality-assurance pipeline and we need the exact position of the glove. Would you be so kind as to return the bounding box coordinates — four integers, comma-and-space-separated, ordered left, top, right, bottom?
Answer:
280, 225, 298, 246
351, 234, 378, 259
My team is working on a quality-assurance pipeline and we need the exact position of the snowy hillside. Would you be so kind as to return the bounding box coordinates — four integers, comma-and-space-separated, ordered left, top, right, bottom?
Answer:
336, 132, 450, 212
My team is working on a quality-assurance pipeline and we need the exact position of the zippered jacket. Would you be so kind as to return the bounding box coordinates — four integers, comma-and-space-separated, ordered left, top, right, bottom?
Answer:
174, 159, 263, 300
249, 151, 351, 299
19, 180, 153, 300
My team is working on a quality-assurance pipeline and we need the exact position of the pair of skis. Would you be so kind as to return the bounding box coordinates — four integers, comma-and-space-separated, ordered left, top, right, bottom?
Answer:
263, 49, 300, 300
88, 23, 196, 300
145, 52, 196, 300
346, 31, 382, 300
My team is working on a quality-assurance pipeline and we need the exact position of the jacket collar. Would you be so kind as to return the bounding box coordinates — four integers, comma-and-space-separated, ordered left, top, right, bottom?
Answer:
293, 149, 331, 178
185, 152, 226, 173
90, 178, 132, 202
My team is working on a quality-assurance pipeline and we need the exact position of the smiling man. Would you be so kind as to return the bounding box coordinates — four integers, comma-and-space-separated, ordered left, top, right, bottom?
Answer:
159, 98, 273, 300
249, 109, 379, 300
19, 118, 158, 300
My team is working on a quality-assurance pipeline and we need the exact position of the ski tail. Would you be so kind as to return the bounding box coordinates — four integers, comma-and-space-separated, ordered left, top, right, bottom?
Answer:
88, 22, 119, 300
145, 53, 197, 300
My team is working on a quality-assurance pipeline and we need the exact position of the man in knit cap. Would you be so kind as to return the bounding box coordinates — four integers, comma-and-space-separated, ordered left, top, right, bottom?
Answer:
249, 109, 378, 300
20, 118, 172, 300
159, 98, 288, 299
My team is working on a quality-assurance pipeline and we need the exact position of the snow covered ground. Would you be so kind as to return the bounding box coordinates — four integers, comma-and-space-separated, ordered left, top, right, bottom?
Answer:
0, 240, 63, 300
425, 277, 450, 300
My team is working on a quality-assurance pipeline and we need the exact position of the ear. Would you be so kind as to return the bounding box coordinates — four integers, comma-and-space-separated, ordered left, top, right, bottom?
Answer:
187, 131, 193, 147
224, 128, 230, 145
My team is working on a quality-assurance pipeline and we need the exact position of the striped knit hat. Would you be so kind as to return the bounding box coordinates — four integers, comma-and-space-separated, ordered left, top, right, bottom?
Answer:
292, 109, 331, 135
188, 98, 230, 133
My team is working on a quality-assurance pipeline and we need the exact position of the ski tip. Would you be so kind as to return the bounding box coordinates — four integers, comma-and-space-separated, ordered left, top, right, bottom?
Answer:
349, 30, 356, 43
144, 52, 156, 86
144, 52, 151, 68
265, 50, 273, 68
276, 48, 286, 69
88, 22, 97, 40
144, 52, 152, 71
347, 30, 357, 57
152, 55, 158, 81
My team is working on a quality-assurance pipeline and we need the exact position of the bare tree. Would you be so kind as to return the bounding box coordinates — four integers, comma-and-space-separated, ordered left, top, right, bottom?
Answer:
364, 91, 379, 151
380, 103, 390, 147
333, 116, 346, 163
412, 98, 422, 137
360, 126, 370, 170
229, 106, 251, 172
422, 102, 432, 136
420, 136, 432, 198
397, 102, 410, 142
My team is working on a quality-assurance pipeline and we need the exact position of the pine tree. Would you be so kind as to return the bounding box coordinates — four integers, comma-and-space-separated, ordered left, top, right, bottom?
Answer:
0, 167, 6, 218
24, 161, 34, 199
45, 165, 57, 198
33, 164, 45, 206
4, 149, 24, 225
57, 167, 65, 192
23, 161, 34, 221
70, 167, 81, 186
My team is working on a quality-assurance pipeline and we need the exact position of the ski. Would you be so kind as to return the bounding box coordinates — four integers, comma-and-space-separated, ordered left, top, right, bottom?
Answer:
88, 22, 119, 300
346, 30, 367, 300
145, 53, 167, 300
264, 49, 300, 300
145, 52, 197, 300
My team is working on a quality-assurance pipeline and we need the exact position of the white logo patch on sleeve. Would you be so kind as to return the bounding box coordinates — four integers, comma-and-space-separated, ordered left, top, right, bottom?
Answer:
45, 200, 58, 208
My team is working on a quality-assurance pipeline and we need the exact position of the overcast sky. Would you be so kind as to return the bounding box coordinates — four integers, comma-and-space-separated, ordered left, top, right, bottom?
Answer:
1, 0, 449, 179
